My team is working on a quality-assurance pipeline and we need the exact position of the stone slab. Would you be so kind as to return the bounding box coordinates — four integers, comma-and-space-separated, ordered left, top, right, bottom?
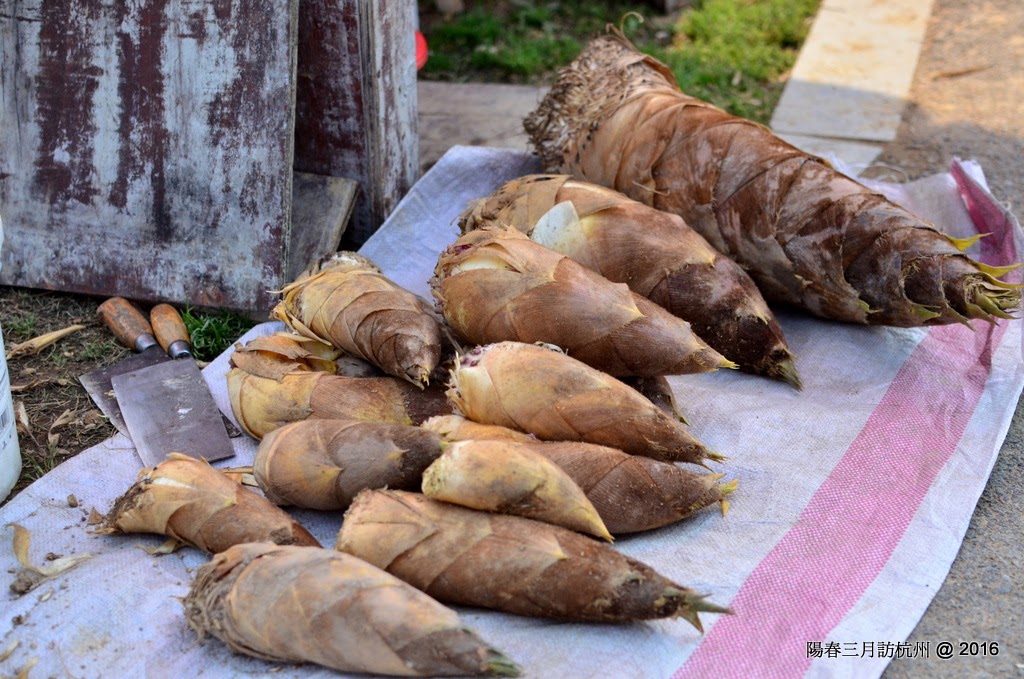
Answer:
771, 0, 935, 142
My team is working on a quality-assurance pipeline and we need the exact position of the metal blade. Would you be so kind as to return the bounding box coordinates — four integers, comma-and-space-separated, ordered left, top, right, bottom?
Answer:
78, 347, 170, 437
111, 359, 235, 467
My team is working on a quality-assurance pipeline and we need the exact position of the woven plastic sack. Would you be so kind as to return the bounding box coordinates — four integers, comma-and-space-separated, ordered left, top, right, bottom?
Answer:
0, 148, 1019, 679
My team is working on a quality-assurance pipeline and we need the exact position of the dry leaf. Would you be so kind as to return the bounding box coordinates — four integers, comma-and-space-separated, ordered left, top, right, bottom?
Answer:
0, 639, 19, 662
87, 509, 104, 526
7, 524, 92, 596
220, 465, 257, 487
81, 410, 106, 426
46, 409, 75, 449
15, 656, 38, 679
140, 537, 183, 556
80, 410, 106, 432
10, 379, 50, 394
13, 401, 37, 447
5, 325, 85, 360
49, 409, 75, 431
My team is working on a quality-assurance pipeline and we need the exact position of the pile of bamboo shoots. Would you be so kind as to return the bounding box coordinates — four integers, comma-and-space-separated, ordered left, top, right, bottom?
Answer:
98, 243, 743, 675
524, 30, 1020, 327
93, 26, 1023, 678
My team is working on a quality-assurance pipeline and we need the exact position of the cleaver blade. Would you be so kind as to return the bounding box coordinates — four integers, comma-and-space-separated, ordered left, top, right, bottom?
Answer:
80, 298, 174, 438
111, 358, 235, 467
79, 347, 170, 437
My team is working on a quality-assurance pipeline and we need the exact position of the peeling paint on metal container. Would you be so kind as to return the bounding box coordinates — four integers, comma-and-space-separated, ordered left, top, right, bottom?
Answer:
0, 0, 299, 311
293, 0, 416, 245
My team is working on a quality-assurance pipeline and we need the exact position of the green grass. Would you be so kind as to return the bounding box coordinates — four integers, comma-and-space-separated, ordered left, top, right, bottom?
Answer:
19, 447, 63, 485
420, 0, 820, 124
658, 0, 820, 122
180, 308, 256, 362
421, 2, 669, 84
77, 339, 118, 362
5, 311, 39, 340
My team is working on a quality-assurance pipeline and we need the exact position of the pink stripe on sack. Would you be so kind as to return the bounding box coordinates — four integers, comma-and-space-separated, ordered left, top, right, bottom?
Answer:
678, 164, 1019, 679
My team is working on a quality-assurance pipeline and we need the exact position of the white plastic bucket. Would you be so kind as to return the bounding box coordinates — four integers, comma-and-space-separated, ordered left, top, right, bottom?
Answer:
0, 213, 23, 501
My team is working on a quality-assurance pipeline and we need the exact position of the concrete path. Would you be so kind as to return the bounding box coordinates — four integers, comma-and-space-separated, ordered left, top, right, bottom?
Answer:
771, 0, 936, 170
418, 81, 544, 174
416, 1, 1023, 671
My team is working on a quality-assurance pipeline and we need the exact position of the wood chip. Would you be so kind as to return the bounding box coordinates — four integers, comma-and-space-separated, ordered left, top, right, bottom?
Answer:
931, 64, 992, 80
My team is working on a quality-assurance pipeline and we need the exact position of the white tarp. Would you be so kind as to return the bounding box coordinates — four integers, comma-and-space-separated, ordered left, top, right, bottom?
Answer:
1, 147, 1020, 679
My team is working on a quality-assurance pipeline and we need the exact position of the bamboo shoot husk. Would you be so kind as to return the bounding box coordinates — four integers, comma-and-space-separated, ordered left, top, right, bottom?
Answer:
433, 226, 734, 377
525, 32, 1020, 326
336, 490, 730, 627
421, 439, 612, 540
423, 414, 735, 533
462, 174, 799, 385
101, 454, 320, 552
184, 543, 519, 676
228, 368, 448, 440
228, 332, 344, 380
255, 419, 444, 510
447, 342, 721, 466
274, 252, 443, 385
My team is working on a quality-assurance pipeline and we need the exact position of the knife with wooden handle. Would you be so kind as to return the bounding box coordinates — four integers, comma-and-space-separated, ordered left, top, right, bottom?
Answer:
150, 303, 193, 359
98, 297, 161, 352
107, 302, 234, 466
80, 298, 172, 437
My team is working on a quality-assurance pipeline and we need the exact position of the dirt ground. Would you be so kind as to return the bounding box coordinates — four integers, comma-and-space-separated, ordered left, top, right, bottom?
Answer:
1, 288, 128, 500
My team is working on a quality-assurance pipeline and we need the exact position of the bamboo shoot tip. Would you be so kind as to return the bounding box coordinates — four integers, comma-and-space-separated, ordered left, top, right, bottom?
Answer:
485, 652, 523, 677
686, 591, 733, 616
774, 358, 803, 390
717, 479, 739, 495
